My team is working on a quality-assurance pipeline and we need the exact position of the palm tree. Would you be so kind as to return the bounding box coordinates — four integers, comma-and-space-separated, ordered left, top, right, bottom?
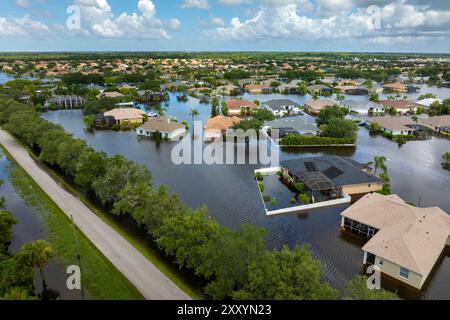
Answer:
189, 109, 200, 121
335, 93, 345, 104
19, 240, 54, 290
298, 82, 308, 96
312, 91, 319, 101
374, 156, 387, 176
365, 161, 374, 173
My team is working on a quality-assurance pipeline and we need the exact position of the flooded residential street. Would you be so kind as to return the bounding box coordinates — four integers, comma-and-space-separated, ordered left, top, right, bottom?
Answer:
42, 93, 450, 299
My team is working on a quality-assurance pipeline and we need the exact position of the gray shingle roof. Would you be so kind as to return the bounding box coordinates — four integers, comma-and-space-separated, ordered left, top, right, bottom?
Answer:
264, 99, 300, 110
281, 156, 381, 187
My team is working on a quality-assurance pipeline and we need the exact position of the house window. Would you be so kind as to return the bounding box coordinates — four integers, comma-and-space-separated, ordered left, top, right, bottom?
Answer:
399, 267, 410, 279
379, 259, 384, 266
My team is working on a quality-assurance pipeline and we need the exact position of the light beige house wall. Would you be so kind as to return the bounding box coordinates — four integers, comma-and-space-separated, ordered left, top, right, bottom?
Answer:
118, 117, 144, 125
372, 255, 424, 289
228, 109, 242, 116
343, 182, 384, 196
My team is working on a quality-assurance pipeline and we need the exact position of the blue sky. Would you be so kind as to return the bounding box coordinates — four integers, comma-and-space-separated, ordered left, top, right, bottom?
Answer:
0, 0, 450, 52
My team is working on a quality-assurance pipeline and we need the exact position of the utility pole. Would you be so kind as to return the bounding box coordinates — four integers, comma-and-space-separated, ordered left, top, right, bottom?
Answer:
70, 215, 85, 300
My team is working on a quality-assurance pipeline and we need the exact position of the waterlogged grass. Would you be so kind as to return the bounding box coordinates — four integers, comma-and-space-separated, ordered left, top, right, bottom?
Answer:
4, 149, 143, 300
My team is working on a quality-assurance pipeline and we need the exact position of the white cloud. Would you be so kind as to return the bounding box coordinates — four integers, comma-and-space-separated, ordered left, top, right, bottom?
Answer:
209, 15, 225, 26
218, 0, 247, 6
167, 18, 182, 31
0, 15, 48, 37
181, 0, 209, 9
209, 2, 450, 43
138, 0, 156, 18
73, 0, 178, 39
13, 0, 30, 8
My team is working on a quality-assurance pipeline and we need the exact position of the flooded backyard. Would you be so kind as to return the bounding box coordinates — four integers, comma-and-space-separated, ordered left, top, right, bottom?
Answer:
42, 90, 450, 299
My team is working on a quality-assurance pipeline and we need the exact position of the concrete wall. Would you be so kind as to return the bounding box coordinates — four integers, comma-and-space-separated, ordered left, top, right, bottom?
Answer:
228, 109, 241, 116
373, 255, 424, 289
343, 182, 384, 196
118, 118, 143, 125
168, 128, 187, 141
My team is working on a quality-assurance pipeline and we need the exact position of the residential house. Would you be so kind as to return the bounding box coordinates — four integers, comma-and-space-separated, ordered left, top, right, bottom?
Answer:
266, 118, 319, 139
343, 100, 384, 115
277, 82, 299, 94
136, 117, 186, 141
281, 156, 383, 201
226, 99, 258, 116
99, 91, 125, 99
380, 100, 422, 115
366, 116, 418, 136
95, 114, 116, 127
238, 79, 257, 88
244, 84, 272, 94
204, 115, 241, 141
415, 98, 443, 109
334, 85, 369, 95
382, 82, 408, 93
341, 193, 450, 290
304, 99, 337, 116
45, 95, 84, 109
263, 99, 301, 117
103, 108, 145, 126
419, 115, 450, 134
217, 84, 240, 96
307, 84, 333, 95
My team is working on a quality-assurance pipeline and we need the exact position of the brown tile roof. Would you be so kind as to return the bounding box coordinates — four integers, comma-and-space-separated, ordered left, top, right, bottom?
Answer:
304, 99, 337, 112
419, 115, 450, 128
367, 116, 415, 131
226, 99, 257, 110
245, 84, 270, 90
104, 108, 145, 121
380, 100, 421, 110
205, 115, 241, 131
138, 117, 185, 133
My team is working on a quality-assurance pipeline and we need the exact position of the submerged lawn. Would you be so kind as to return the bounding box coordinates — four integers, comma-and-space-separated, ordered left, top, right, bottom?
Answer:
7, 158, 144, 300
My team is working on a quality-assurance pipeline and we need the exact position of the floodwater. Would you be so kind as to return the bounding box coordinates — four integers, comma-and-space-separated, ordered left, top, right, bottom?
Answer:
42, 90, 450, 299
0, 149, 82, 300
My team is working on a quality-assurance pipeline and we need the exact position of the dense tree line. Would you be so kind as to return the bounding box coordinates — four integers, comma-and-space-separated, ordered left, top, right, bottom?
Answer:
0, 99, 399, 300
61, 73, 105, 86
429, 99, 450, 116
334, 68, 400, 83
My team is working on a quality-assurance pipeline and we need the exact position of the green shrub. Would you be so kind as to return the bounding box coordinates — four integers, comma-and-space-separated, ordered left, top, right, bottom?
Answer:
255, 172, 263, 181
294, 182, 305, 193
263, 195, 271, 202
259, 183, 265, 193
298, 193, 311, 205
290, 197, 297, 204
280, 134, 355, 146
270, 198, 278, 205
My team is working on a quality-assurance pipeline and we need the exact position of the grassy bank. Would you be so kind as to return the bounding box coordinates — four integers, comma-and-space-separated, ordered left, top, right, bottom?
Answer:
4, 141, 203, 300
1, 144, 144, 300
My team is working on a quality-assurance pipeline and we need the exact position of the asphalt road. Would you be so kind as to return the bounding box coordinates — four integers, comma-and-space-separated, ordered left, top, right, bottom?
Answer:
0, 129, 191, 300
